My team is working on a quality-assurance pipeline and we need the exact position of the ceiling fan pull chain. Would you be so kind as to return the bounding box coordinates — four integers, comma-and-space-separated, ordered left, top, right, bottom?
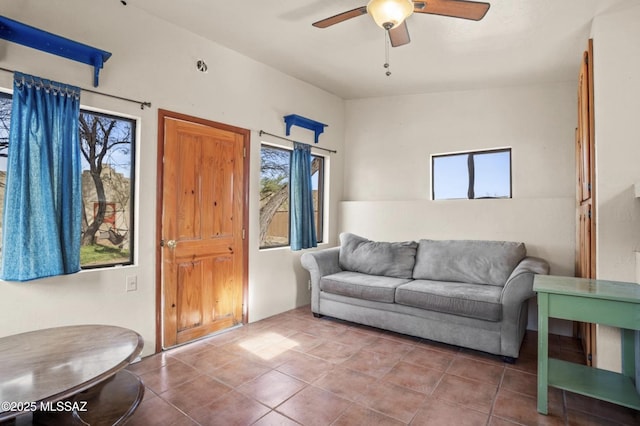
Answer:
384, 30, 391, 77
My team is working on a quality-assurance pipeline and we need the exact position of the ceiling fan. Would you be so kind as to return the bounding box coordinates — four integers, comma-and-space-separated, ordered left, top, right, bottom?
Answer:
312, 0, 490, 48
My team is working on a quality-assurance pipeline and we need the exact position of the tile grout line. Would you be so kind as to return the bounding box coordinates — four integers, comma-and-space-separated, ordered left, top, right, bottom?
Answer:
486, 364, 506, 425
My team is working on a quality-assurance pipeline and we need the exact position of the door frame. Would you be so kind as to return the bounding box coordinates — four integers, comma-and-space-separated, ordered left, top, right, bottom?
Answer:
155, 109, 250, 353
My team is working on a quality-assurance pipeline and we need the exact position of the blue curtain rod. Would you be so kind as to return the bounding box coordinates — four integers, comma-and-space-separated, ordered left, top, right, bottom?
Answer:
0, 66, 151, 109
259, 130, 337, 154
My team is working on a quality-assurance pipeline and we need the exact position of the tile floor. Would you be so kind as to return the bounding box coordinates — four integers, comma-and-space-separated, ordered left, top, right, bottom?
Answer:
127, 306, 640, 425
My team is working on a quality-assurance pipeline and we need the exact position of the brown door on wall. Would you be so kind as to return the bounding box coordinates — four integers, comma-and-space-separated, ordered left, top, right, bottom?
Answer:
157, 110, 249, 349
575, 40, 597, 366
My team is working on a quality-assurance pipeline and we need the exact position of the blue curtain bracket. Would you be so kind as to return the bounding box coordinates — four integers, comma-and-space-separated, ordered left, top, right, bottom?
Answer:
284, 114, 327, 144
0, 16, 112, 87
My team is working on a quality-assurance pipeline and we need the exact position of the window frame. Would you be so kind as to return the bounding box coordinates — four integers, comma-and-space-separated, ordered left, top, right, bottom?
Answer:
0, 90, 11, 159
78, 106, 137, 269
259, 142, 326, 250
431, 147, 512, 201
0, 90, 138, 270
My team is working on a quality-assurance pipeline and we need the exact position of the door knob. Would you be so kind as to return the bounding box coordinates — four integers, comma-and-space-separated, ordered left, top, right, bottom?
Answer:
166, 240, 177, 249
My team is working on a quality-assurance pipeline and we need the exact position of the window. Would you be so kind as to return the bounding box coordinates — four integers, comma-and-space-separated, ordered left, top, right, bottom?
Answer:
0, 91, 136, 268
259, 144, 324, 249
432, 148, 511, 200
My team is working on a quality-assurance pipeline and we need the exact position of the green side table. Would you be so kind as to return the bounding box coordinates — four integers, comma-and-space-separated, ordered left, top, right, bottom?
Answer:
534, 275, 640, 414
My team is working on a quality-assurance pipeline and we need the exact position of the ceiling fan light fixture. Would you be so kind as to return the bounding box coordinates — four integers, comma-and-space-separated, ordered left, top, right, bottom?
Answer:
367, 0, 414, 29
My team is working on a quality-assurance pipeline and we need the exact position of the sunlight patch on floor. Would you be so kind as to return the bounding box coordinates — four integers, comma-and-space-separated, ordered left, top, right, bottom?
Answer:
238, 332, 300, 360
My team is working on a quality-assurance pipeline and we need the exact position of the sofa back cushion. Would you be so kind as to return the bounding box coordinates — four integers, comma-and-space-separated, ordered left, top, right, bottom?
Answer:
339, 233, 418, 279
412, 239, 526, 286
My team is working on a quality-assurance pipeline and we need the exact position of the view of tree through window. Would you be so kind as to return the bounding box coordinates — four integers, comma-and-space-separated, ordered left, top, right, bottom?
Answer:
260, 144, 324, 248
0, 92, 135, 268
432, 148, 511, 200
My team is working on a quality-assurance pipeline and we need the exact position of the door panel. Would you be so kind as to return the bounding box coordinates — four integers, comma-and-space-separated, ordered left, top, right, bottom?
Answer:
576, 41, 596, 366
177, 261, 204, 330
204, 137, 235, 238
175, 134, 201, 240
577, 202, 591, 278
578, 51, 591, 202
159, 113, 248, 349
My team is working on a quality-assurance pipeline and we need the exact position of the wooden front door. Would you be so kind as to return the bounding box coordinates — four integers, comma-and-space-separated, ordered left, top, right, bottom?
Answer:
575, 40, 596, 366
157, 110, 249, 349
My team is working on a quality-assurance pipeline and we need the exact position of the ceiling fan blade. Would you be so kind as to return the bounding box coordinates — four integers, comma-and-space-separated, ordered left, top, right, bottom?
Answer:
389, 21, 411, 47
413, 0, 490, 21
312, 6, 368, 28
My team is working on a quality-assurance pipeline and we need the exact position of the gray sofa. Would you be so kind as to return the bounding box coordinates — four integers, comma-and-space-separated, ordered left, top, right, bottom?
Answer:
300, 233, 550, 361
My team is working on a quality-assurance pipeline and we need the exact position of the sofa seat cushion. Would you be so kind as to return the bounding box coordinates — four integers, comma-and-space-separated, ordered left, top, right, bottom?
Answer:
412, 239, 526, 286
339, 233, 418, 279
320, 271, 412, 303
395, 280, 503, 321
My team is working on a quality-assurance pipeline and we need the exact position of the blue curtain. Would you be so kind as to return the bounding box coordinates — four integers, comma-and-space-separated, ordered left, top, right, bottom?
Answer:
1, 72, 82, 281
290, 142, 317, 251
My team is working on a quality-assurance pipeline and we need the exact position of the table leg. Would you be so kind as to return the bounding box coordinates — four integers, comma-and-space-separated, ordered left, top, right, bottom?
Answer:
537, 292, 549, 414
621, 328, 636, 379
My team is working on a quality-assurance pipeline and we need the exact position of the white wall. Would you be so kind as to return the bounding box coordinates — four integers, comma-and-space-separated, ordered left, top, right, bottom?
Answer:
342, 84, 576, 271
0, 0, 344, 356
591, 3, 640, 372
341, 83, 578, 334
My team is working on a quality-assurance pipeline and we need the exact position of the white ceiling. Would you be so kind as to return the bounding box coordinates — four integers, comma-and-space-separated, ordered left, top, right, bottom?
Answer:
129, 0, 633, 99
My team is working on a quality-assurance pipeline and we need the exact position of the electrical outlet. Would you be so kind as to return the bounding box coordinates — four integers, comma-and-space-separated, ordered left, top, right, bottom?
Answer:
308, 279, 311, 291
126, 275, 138, 292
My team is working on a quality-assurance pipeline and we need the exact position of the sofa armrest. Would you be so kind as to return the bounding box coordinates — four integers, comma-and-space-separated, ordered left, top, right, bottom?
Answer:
502, 256, 550, 304
301, 247, 342, 313
500, 256, 550, 357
